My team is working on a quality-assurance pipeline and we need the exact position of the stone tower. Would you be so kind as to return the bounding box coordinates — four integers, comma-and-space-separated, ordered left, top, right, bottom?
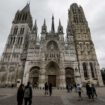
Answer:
68, 3, 103, 86
0, 3, 32, 85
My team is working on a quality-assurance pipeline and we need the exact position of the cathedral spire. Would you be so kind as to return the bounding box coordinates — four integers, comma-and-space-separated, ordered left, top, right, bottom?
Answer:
59, 19, 61, 27
41, 19, 47, 33
51, 15, 55, 33
43, 19, 46, 26
58, 19, 63, 34
32, 20, 37, 34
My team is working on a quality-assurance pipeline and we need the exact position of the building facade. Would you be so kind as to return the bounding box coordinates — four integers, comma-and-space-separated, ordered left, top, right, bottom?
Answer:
0, 3, 103, 88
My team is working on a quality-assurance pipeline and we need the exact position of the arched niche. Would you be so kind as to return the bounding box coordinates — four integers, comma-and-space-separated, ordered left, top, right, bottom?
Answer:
29, 66, 40, 87
65, 67, 75, 85
46, 61, 60, 87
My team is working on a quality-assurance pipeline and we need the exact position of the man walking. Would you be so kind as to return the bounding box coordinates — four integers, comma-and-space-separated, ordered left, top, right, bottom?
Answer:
86, 83, 93, 99
24, 82, 32, 105
49, 83, 52, 96
45, 82, 49, 95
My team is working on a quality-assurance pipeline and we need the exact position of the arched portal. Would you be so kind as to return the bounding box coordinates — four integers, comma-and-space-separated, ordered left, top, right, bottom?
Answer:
65, 67, 75, 85
29, 66, 40, 87
46, 61, 59, 87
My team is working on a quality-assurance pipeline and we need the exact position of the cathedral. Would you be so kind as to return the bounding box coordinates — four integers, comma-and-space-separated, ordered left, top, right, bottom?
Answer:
0, 3, 103, 88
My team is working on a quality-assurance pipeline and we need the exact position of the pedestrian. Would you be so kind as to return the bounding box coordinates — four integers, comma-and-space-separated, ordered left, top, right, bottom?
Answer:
74, 83, 77, 92
17, 84, 24, 105
24, 82, 32, 105
70, 84, 73, 92
44, 82, 49, 95
49, 83, 52, 96
67, 84, 71, 93
86, 83, 93, 99
91, 84, 97, 98
76, 84, 83, 100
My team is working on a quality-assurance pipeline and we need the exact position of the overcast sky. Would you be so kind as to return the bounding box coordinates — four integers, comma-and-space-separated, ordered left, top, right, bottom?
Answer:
0, 0, 105, 68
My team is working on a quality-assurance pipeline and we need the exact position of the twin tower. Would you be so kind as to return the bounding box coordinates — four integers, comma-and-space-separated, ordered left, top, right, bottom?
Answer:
0, 3, 103, 87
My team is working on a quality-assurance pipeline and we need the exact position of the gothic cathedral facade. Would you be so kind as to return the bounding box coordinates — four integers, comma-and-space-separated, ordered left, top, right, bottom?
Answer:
0, 3, 103, 88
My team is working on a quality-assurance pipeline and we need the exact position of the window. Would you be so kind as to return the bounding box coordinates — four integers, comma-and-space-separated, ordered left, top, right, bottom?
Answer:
83, 62, 88, 79
74, 16, 78, 23
13, 27, 18, 35
17, 14, 22, 21
20, 28, 24, 34
25, 14, 27, 20
13, 37, 15, 44
20, 37, 23, 45
72, 8, 76, 14
90, 63, 95, 78
22, 14, 27, 21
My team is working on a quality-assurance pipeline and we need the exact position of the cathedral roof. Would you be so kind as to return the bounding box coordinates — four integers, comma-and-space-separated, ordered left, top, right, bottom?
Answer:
21, 3, 30, 12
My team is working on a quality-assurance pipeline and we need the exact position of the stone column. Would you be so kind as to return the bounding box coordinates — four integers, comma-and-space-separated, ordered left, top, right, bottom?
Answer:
38, 55, 46, 88
38, 67, 46, 88
23, 62, 30, 85
79, 62, 85, 83
59, 67, 66, 88
74, 66, 81, 85
59, 53, 66, 88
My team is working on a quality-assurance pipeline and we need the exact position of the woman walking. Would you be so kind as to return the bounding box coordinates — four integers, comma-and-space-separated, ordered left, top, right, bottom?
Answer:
17, 84, 24, 105
77, 84, 82, 100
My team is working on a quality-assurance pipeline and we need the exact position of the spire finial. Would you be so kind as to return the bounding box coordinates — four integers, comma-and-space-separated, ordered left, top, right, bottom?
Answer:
44, 18, 46, 26
41, 18, 47, 33
58, 19, 63, 34
32, 19, 37, 34
22, 2, 30, 12
59, 19, 61, 26
51, 14, 55, 33
27, 0, 31, 4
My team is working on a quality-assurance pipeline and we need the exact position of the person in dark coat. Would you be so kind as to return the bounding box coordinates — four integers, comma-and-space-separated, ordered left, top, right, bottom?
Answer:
45, 82, 49, 95
49, 83, 52, 96
17, 84, 24, 105
86, 83, 92, 99
24, 82, 32, 105
91, 84, 97, 98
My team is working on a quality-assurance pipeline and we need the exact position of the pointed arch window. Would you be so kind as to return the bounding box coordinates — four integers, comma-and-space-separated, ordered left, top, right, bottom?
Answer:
83, 62, 88, 79
17, 14, 22, 21
90, 62, 95, 78
20, 28, 25, 34
22, 14, 25, 20
22, 13, 27, 21
13, 27, 18, 35
25, 14, 27, 20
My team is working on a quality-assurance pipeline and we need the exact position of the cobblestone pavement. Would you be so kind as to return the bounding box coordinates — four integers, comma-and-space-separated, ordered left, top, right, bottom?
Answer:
0, 87, 105, 105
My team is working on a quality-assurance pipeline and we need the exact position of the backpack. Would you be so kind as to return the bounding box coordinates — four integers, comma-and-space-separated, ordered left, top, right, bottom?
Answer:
77, 86, 81, 92
24, 87, 30, 98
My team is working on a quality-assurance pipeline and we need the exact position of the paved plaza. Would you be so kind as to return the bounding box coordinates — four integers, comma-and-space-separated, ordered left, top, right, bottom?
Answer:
0, 87, 105, 105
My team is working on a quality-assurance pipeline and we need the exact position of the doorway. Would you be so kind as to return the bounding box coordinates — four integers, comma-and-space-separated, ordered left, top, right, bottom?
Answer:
65, 67, 75, 85
48, 75, 56, 87
46, 61, 59, 87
